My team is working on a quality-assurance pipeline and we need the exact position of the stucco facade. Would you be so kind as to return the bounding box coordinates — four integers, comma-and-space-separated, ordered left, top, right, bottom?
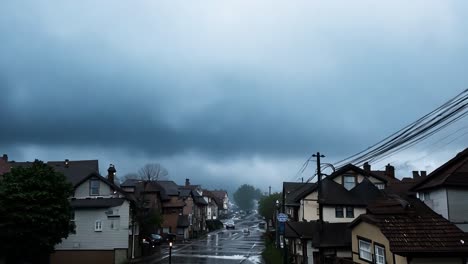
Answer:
299, 191, 319, 221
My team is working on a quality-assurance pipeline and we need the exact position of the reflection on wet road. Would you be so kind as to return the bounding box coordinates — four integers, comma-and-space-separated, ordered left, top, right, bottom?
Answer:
140, 214, 265, 264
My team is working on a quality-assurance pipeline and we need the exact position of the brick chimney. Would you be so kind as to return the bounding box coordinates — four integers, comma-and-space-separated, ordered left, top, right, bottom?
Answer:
1, 154, 7, 162
363, 162, 371, 172
385, 164, 395, 179
420, 171, 427, 177
64, 159, 70, 168
412, 171, 420, 179
185, 178, 190, 186
107, 164, 116, 184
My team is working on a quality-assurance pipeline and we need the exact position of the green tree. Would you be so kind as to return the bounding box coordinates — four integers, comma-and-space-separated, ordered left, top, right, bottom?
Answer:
258, 192, 282, 230
0, 160, 74, 262
233, 184, 263, 211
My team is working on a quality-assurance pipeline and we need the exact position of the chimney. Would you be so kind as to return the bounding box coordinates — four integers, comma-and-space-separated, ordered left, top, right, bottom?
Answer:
420, 171, 427, 177
385, 164, 395, 179
412, 171, 420, 179
185, 178, 190, 186
107, 164, 116, 184
363, 162, 371, 172
2, 154, 8, 162
64, 159, 69, 168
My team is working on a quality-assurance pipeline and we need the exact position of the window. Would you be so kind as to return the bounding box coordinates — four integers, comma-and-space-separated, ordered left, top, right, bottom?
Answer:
94, 220, 102, 232
316, 207, 320, 216
346, 207, 354, 218
343, 175, 356, 190
335, 207, 344, 218
358, 239, 372, 261
375, 183, 385, 190
110, 219, 120, 230
89, 179, 100, 196
374, 244, 386, 264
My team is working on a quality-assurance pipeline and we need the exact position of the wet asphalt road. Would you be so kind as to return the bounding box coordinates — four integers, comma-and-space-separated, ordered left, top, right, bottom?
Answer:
137, 214, 265, 264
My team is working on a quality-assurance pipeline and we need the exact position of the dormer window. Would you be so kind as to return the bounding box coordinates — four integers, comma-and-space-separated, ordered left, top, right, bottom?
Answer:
90, 179, 100, 196
343, 175, 356, 190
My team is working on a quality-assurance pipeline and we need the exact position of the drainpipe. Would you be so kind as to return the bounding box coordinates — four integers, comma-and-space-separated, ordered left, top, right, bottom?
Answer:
131, 216, 135, 259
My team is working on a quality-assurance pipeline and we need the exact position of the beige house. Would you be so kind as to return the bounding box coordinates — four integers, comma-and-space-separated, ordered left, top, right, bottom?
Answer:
285, 163, 395, 264
350, 195, 468, 264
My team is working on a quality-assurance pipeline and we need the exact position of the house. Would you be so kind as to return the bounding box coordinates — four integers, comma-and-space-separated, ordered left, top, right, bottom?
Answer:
350, 195, 468, 264
411, 148, 468, 231
156, 180, 185, 236
282, 182, 316, 221
210, 190, 229, 217
179, 179, 208, 237
203, 190, 220, 220
285, 163, 395, 264
9, 159, 133, 264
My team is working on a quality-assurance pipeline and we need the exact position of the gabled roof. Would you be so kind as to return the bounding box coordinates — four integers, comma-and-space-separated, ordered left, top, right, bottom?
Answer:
283, 182, 316, 206
178, 188, 192, 198
155, 181, 180, 196
211, 190, 228, 199
194, 196, 208, 205
319, 177, 382, 206
330, 163, 389, 183
292, 183, 319, 203
350, 195, 468, 255
121, 178, 141, 188
413, 148, 468, 191
9, 160, 100, 187
285, 221, 351, 248
293, 163, 390, 203
202, 189, 221, 207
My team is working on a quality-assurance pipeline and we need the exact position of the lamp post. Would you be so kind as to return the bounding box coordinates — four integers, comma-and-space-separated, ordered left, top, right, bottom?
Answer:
169, 242, 173, 264
275, 199, 280, 248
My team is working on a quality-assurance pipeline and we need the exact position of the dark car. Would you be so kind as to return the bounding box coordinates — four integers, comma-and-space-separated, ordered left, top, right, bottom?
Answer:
162, 233, 177, 243
143, 234, 163, 248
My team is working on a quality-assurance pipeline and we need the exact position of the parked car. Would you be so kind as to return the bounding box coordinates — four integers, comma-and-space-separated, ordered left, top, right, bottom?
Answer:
162, 233, 177, 242
142, 234, 163, 248
243, 228, 250, 235
225, 221, 235, 230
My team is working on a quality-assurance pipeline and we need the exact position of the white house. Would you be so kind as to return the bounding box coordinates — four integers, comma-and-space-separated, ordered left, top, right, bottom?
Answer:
44, 160, 132, 264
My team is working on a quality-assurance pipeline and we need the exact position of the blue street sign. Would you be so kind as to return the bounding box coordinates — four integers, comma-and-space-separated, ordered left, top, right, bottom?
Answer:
277, 213, 288, 222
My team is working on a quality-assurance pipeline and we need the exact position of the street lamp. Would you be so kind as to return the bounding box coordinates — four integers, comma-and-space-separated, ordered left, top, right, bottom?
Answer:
275, 200, 280, 249
169, 242, 173, 264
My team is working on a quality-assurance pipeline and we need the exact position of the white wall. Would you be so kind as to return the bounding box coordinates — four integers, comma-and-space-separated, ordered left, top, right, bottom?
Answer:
299, 191, 319, 221
55, 201, 130, 250
447, 188, 468, 224
425, 188, 448, 219
75, 178, 113, 198
323, 206, 366, 223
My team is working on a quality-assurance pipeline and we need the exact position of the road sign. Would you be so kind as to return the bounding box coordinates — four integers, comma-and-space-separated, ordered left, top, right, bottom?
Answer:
277, 213, 288, 222
279, 222, 285, 235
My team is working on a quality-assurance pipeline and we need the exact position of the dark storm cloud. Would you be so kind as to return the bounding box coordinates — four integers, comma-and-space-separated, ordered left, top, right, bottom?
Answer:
1, 0, 468, 170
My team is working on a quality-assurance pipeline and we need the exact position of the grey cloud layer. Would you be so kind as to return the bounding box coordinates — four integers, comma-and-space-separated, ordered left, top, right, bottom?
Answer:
1, 1, 468, 162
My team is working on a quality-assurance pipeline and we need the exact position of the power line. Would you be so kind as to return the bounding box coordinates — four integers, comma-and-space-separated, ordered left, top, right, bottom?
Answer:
333, 89, 468, 168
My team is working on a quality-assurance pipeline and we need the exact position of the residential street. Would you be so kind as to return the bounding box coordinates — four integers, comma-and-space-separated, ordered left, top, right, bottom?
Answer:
135, 214, 265, 264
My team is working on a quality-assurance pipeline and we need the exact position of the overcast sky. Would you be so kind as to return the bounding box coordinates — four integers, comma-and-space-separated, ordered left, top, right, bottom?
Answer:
1, 1, 467, 194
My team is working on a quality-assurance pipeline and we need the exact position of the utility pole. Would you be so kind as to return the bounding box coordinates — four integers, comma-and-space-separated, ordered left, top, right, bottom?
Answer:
269, 186, 271, 195
312, 152, 325, 222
